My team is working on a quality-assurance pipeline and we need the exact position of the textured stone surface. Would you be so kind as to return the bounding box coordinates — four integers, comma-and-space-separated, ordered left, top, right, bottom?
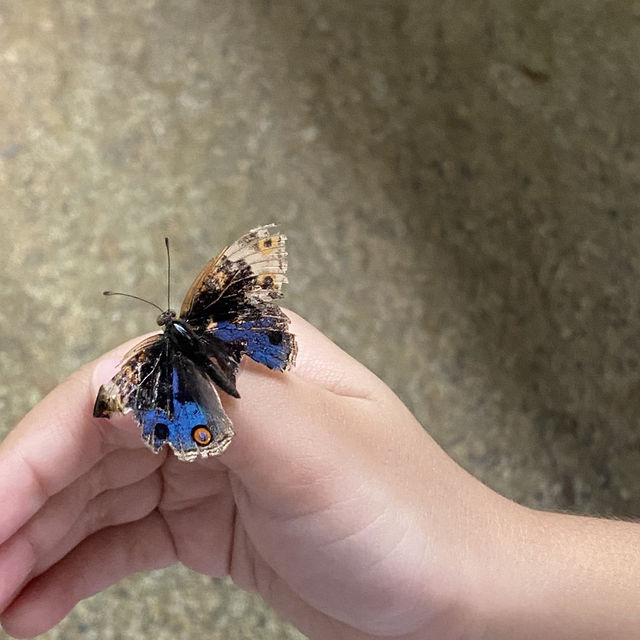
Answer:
1, 1, 640, 638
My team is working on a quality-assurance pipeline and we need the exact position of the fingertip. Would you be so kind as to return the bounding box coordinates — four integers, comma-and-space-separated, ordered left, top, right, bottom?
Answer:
90, 353, 120, 398
89, 333, 159, 397
1, 589, 63, 639
0, 568, 65, 639
1, 513, 176, 639
280, 310, 383, 399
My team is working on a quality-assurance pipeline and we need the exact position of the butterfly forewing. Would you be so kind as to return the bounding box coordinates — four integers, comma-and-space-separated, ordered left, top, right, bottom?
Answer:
179, 224, 288, 322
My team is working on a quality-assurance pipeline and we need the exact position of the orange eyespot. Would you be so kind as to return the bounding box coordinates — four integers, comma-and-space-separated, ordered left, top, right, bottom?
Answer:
192, 425, 212, 446
258, 236, 278, 254
258, 274, 275, 289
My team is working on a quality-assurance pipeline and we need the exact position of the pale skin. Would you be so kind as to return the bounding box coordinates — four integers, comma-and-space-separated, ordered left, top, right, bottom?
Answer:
0, 313, 639, 639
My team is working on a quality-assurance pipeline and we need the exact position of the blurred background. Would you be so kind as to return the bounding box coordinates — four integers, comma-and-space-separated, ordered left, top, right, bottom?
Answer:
2, 1, 640, 638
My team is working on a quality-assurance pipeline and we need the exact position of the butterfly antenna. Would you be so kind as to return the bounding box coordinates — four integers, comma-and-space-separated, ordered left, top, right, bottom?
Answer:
165, 237, 171, 310
102, 291, 164, 313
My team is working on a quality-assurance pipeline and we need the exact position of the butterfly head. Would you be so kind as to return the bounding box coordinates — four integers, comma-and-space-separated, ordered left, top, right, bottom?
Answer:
156, 309, 177, 327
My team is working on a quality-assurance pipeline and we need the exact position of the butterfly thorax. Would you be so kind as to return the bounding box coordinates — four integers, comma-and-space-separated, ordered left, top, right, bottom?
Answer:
160, 313, 240, 400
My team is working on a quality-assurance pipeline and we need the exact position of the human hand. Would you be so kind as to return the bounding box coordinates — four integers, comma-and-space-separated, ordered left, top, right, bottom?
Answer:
0, 311, 491, 639
2, 313, 639, 640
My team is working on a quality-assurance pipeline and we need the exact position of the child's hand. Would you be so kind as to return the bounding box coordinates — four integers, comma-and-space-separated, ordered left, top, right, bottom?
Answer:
1, 313, 639, 640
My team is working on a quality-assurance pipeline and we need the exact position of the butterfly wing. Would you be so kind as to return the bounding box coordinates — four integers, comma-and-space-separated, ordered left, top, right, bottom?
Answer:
204, 304, 297, 372
93, 335, 169, 419
180, 224, 297, 377
93, 334, 234, 461
180, 224, 288, 321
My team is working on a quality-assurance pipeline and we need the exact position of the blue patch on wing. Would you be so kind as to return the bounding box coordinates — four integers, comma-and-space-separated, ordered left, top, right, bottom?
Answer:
212, 318, 292, 370
136, 362, 233, 461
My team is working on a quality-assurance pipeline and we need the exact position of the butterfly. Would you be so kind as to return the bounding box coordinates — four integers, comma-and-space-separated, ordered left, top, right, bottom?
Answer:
93, 224, 297, 462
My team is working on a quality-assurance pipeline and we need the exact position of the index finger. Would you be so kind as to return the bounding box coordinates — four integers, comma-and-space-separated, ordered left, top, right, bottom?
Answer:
0, 338, 145, 546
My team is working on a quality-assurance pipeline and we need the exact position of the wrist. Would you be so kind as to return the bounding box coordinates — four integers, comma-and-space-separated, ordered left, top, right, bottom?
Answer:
470, 503, 640, 640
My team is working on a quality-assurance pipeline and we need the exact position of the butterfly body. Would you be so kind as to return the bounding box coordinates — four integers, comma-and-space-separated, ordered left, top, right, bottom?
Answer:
159, 312, 239, 399
93, 225, 297, 462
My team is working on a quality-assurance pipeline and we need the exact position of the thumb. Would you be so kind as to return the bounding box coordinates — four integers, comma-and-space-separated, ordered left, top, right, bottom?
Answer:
219, 312, 430, 515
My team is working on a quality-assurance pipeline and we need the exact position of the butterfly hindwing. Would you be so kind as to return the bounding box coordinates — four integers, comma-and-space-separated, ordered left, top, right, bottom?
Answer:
138, 352, 234, 461
205, 305, 297, 372
94, 335, 233, 461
